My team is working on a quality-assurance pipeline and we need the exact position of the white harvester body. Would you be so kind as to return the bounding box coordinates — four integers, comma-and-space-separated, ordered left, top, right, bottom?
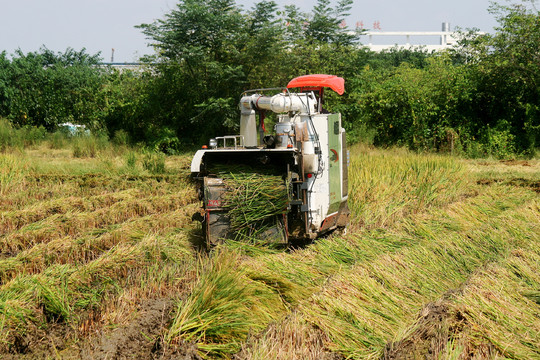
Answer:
191, 75, 349, 245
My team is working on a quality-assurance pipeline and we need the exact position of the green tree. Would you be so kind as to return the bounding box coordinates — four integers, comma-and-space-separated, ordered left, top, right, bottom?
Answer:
345, 56, 474, 150
139, 0, 245, 63
134, 0, 369, 149
242, 1, 289, 88
0, 47, 106, 130
137, 0, 249, 149
0, 52, 13, 117
304, 0, 358, 45
458, 0, 540, 155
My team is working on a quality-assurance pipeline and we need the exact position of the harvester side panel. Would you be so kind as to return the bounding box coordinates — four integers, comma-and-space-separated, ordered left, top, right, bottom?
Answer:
307, 114, 330, 229
341, 131, 349, 198
328, 113, 342, 214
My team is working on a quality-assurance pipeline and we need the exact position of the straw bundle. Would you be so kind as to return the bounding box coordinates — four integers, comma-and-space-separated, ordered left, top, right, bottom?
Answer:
215, 167, 289, 240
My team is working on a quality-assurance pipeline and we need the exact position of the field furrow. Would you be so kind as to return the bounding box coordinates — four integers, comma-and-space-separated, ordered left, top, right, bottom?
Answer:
0, 229, 197, 352
384, 243, 540, 359
0, 173, 191, 211
0, 189, 144, 234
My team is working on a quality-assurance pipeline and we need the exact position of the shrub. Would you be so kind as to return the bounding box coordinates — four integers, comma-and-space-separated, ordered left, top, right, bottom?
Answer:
20, 126, 47, 147
485, 127, 516, 159
345, 122, 377, 146
124, 151, 139, 172
113, 129, 130, 146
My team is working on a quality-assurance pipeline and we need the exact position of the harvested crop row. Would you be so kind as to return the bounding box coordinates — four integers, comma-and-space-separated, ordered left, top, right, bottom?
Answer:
0, 188, 143, 234
219, 170, 289, 241
239, 185, 504, 307
31, 173, 191, 190
384, 244, 540, 360
0, 205, 199, 283
166, 251, 286, 357
166, 153, 477, 358
220, 185, 537, 359
0, 150, 199, 357
74, 231, 198, 341
0, 191, 196, 256
444, 247, 540, 359
235, 311, 336, 360
0, 173, 191, 211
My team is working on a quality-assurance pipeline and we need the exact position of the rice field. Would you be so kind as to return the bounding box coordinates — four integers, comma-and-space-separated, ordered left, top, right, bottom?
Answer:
0, 143, 538, 359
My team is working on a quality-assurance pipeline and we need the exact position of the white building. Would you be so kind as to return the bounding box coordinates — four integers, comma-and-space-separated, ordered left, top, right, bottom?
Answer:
358, 23, 482, 52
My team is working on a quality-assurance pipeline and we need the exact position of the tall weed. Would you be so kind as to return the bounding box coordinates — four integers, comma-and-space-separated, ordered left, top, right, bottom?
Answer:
19, 126, 46, 147
121, 151, 140, 174
0, 154, 28, 196
0, 118, 22, 151
0, 119, 48, 150
113, 129, 130, 147
72, 133, 110, 158
47, 131, 68, 149
142, 150, 166, 174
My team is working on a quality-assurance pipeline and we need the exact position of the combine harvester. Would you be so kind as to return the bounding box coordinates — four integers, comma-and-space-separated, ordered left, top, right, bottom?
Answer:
191, 74, 349, 246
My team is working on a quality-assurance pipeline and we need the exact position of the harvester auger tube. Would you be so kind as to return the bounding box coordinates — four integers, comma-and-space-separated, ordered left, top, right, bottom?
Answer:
191, 74, 350, 247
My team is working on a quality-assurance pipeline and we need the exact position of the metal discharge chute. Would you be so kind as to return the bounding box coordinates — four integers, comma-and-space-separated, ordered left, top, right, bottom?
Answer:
191, 74, 349, 246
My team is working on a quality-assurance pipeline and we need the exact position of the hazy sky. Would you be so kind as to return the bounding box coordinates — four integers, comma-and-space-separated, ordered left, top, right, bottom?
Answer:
0, 0, 498, 63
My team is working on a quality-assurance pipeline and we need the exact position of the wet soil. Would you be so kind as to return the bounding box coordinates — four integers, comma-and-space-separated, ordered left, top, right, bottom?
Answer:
477, 177, 540, 193
383, 288, 501, 360
1, 321, 76, 360
80, 297, 200, 360
384, 300, 452, 360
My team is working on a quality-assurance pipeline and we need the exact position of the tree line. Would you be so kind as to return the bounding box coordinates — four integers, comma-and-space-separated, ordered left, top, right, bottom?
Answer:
0, 0, 538, 157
